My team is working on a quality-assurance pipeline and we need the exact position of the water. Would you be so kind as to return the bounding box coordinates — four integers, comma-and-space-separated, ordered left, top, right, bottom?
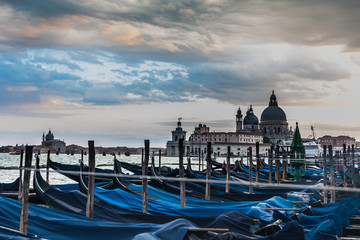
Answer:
0, 153, 228, 186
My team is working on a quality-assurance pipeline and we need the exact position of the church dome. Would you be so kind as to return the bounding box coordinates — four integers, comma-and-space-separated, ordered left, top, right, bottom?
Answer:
45, 130, 54, 141
260, 91, 287, 122
243, 105, 259, 125
244, 115, 259, 124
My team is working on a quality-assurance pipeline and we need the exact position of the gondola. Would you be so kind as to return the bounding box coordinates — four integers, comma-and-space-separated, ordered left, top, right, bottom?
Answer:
78, 159, 116, 194
118, 159, 178, 177
33, 155, 275, 234
31, 157, 359, 239
0, 177, 42, 204
149, 156, 287, 202
186, 157, 322, 194
49, 158, 113, 182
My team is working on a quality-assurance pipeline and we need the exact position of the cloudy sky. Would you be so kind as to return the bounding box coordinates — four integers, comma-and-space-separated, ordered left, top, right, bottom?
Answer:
0, 0, 359, 147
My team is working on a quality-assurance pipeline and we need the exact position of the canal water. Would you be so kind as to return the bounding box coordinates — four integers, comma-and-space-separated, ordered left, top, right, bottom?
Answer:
0, 153, 228, 186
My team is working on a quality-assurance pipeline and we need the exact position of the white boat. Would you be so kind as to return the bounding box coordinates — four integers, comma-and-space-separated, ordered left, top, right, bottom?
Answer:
279, 139, 323, 159
302, 140, 323, 158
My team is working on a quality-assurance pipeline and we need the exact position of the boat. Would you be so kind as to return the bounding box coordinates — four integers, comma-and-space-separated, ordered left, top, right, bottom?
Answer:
9, 150, 21, 155
150, 157, 287, 202
280, 139, 323, 160
0, 178, 42, 204
33, 157, 285, 237
25, 156, 360, 239
49, 159, 113, 182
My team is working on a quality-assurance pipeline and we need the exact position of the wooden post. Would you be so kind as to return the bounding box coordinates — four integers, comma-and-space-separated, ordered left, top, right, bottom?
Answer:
81, 149, 84, 162
323, 145, 328, 203
249, 147, 253, 194
205, 142, 211, 200
275, 145, 280, 184
352, 144, 355, 188
268, 147, 273, 184
225, 146, 231, 193
255, 142, 260, 188
343, 144, 347, 187
141, 148, 144, 165
179, 138, 186, 207
329, 145, 335, 202
198, 147, 201, 171
142, 140, 149, 213
19, 146, 33, 234
46, 150, 50, 183
158, 149, 162, 173
282, 150, 287, 180
86, 140, 95, 218
18, 149, 24, 201
202, 151, 204, 171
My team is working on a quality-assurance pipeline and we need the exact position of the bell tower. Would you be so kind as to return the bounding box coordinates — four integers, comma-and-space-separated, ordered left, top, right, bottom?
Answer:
236, 107, 243, 132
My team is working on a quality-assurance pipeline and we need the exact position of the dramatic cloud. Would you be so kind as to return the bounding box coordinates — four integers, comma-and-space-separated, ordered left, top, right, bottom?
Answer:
0, 0, 359, 145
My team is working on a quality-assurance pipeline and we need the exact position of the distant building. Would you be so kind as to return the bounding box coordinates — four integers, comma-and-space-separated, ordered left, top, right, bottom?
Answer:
166, 118, 267, 157
318, 135, 356, 148
259, 91, 293, 144
188, 123, 266, 157
165, 90, 294, 157
41, 130, 66, 153
166, 118, 187, 156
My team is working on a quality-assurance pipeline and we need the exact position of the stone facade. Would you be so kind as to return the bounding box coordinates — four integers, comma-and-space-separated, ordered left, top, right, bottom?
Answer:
41, 130, 66, 153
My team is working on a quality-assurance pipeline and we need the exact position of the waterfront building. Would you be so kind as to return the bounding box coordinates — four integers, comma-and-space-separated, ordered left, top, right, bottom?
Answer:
318, 135, 356, 149
188, 124, 266, 157
165, 90, 292, 156
41, 130, 66, 153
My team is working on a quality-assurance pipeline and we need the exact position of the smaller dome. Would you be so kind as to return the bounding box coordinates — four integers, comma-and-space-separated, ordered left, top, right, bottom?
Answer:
243, 105, 259, 125
45, 130, 54, 141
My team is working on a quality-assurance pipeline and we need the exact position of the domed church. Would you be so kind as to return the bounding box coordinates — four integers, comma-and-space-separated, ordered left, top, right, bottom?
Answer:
259, 91, 293, 144
41, 129, 66, 153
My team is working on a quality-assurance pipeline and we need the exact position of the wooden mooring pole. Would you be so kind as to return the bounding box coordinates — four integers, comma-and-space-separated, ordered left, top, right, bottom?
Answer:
225, 146, 231, 193
142, 140, 150, 213
255, 142, 260, 188
275, 145, 280, 184
268, 147, 273, 184
205, 142, 211, 200
248, 147, 253, 194
323, 145, 328, 203
282, 150, 287, 180
86, 140, 95, 218
159, 149, 162, 173
179, 138, 186, 207
18, 149, 24, 201
46, 150, 50, 183
19, 146, 33, 234
198, 147, 201, 171
329, 145, 335, 202
352, 144, 356, 188
343, 144, 347, 187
